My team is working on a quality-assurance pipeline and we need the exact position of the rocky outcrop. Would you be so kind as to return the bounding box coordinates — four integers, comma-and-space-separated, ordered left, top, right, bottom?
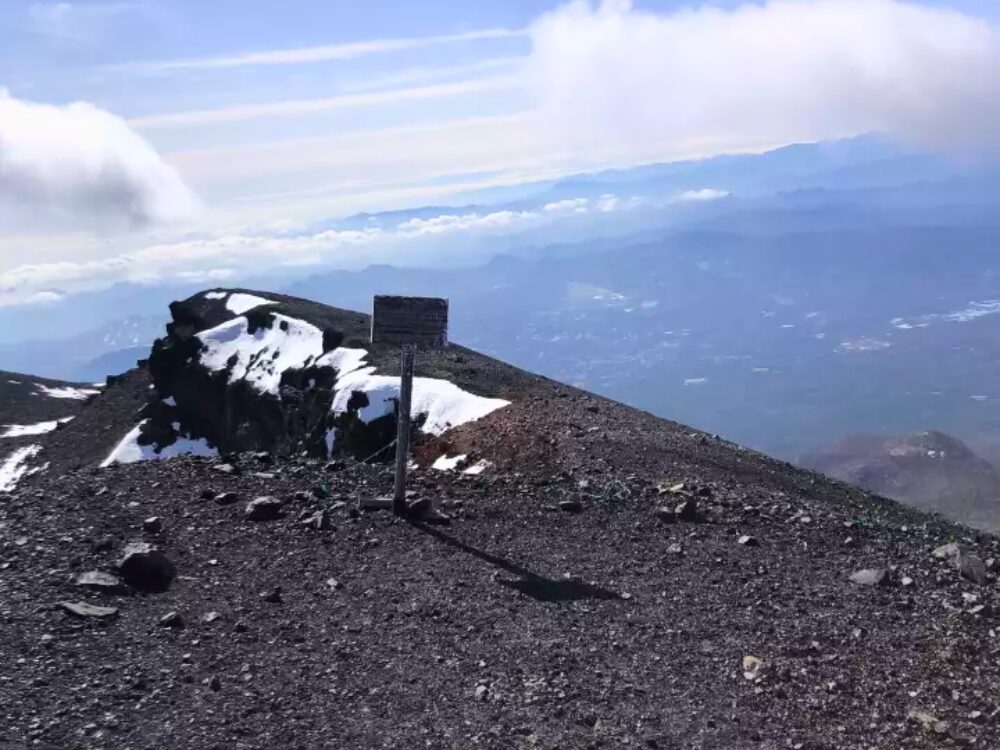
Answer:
103, 290, 508, 466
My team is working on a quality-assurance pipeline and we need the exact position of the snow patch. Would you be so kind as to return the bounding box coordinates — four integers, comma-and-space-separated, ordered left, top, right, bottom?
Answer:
101, 420, 218, 467
1, 416, 73, 438
197, 313, 324, 395
34, 384, 100, 400
226, 293, 277, 315
0, 444, 43, 492
432, 454, 467, 471
204, 291, 227, 300
463, 459, 491, 475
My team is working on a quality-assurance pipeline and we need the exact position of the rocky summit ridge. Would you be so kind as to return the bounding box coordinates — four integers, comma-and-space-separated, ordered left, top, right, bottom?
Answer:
1, 289, 1000, 749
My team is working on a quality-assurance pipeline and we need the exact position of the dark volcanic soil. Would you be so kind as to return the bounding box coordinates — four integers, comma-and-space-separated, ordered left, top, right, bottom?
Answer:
2, 434, 999, 749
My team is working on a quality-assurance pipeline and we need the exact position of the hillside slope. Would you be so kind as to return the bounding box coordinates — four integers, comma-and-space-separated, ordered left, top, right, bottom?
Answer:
805, 431, 1000, 531
1, 290, 999, 750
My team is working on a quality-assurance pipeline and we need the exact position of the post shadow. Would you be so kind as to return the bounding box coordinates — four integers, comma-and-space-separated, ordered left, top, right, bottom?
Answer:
409, 520, 622, 603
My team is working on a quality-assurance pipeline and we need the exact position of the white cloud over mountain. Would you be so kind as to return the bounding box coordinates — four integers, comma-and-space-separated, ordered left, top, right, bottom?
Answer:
527, 0, 1000, 155
0, 90, 199, 229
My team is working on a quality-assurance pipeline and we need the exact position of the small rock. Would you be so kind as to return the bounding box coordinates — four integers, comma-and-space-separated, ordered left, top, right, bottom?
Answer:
142, 516, 163, 534
58, 601, 118, 620
954, 553, 989, 586
559, 499, 583, 513
301, 509, 331, 531
214, 492, 241, 505
202, 611, 222, 624
75, 570, 128, 594
738, 535, 760, 547
474, 684, 489, 701
199, 488, 215, 500
158, 611, 184, 629
907, 709, 949, 736
675, 498, 698, 522
932, 542, 963, 560
260, 587, 283, 603
213, 463, 236, 474
91, 536, 114, 553
208, 675, 222, 692
245, 496, 283, 522
849, 568, 892, 587
326, 578, 343, 591
407, 496, 433, 517
117, 543, 176, 593
742, 655, 767, 681
654, 507, 676, 523
666, 543, 683, 556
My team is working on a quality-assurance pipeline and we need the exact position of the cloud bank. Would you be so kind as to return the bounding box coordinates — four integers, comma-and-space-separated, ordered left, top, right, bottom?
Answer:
527, 0, 1000, 156
0, 90, 199, 229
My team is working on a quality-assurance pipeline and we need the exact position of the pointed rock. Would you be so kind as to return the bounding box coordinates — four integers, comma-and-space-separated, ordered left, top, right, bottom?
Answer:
245, 496, 283, 522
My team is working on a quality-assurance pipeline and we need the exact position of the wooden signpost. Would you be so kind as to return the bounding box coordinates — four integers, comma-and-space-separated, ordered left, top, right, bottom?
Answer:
370, 296, 449, 514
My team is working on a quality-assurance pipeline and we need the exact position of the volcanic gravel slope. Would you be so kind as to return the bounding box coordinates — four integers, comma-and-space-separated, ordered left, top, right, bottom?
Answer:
2, 291, 1000, 749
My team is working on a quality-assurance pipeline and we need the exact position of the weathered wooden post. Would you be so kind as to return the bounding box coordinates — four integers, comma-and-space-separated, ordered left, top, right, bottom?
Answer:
370, 295, 448, 515
393, 346, 415, 515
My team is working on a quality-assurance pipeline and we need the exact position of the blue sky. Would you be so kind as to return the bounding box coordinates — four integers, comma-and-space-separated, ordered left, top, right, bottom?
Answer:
1, 0, 999, 305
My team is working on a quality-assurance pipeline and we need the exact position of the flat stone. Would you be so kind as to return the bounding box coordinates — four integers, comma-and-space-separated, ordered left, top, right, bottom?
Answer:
214, 492, 242, 505
75, 570, 128, 594
559, 500, 583, 513
849, 568, 892, 587
738, 535, 760, 547
58, 601, 118, 620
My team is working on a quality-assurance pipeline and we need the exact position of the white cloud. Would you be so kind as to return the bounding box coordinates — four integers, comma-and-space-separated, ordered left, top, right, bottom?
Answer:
527, 0, 1000, 156
677, 188, 730, 202
118, 28, 525, 74
0, 90, 199, 229
129, 77, 518, 130
0, 201, 641, 306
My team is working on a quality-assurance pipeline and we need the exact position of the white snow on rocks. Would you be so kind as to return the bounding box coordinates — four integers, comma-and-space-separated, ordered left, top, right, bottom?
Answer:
226, 293, 277, 315
101, 420, 217, 467
463, 459, 491, 475
1, 417, 73, 438
0, 444, 43, 491
34, 384, 100, 400
198, 313, 324, 395
432, 454, 468, 471
203, 291, 227, 300
329, 355, 509, 440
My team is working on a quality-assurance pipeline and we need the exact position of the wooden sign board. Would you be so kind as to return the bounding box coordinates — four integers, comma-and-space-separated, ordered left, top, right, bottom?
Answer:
371, 295, 448, 347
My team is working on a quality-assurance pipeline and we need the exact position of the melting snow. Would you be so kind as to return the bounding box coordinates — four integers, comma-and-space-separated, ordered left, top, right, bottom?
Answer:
34, 384, 100, 400
198, 313, 324, 395
0, 445, 43, 492
463, 459, 491, 475
204, 291, 228, 300
1, 417, 73, 438
226, 293, 278, 315
432, 454, 467, 471
101, 420, 217, 467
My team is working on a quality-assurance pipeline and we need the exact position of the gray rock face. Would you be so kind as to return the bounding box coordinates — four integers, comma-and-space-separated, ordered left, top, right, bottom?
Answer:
117, 543, 176, 593
245, 496, 283, 521
932, 542, 963, 560
849, 568, 892, 587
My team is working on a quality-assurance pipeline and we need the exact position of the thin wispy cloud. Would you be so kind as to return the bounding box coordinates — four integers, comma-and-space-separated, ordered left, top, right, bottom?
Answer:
128, 76, 519, 129
29, 2, 145, 43
116, 27, 526, 74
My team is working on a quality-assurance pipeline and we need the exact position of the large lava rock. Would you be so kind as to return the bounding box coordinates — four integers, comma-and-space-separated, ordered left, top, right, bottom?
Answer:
143, 291, 389, 459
